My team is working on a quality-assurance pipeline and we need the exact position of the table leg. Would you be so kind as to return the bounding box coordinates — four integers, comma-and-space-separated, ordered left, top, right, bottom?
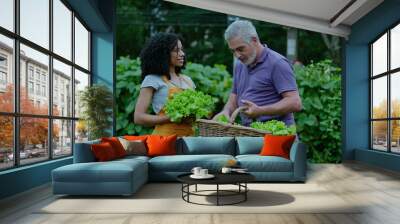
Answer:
195, 184, 197, 192
187, 184, 190, 202
217, 184, 219, 206
181, 184, 183, 199
245, 183, 247, 201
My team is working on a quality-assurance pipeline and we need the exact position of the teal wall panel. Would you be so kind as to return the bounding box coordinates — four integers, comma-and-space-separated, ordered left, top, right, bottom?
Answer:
355, 149, 400, 172
0, 158, 72, 199
344, 0, 400, 171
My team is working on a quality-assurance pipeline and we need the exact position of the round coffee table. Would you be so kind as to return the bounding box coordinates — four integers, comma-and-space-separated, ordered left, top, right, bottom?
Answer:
177, 172, 255, 206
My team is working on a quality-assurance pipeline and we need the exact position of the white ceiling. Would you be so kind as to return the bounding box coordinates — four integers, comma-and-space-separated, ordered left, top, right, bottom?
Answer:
164, 0, 384, 38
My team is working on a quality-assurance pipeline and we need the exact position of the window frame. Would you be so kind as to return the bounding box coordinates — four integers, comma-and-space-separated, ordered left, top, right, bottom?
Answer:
0, 0, 92, 171
370, 20, 400, 154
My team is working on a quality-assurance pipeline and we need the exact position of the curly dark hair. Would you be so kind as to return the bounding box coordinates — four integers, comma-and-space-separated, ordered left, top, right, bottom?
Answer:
139, 33, 186, 80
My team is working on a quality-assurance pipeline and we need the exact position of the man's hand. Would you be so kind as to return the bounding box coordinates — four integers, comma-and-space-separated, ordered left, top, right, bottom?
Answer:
241, 100, 262, 118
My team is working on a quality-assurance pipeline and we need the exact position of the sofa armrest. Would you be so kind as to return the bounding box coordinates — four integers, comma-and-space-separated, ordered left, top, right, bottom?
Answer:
73, 140, 100, 163
289, 141, 307, 182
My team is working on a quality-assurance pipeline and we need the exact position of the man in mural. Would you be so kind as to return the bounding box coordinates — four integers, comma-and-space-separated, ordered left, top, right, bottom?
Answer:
213, 20, 302, 126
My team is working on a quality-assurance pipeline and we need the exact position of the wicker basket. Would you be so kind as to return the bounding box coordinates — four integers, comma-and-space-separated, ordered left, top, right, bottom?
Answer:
196, 107, 270, 137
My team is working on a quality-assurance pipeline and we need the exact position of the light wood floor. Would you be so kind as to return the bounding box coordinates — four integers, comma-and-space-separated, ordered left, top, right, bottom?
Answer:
1, 162, 400, 224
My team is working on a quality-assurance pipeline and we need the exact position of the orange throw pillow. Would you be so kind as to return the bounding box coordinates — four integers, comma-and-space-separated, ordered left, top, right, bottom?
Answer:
91, 142, 117, 161
146, 135, 177, 157
260, 135, 296, 159
124, 135, 148, 141
101, 137, 127, 158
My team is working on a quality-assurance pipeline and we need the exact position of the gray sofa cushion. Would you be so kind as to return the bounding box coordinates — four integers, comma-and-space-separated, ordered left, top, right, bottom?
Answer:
235, 137, 264, 155
73, 140, 101, 163
52, 159, 146, 183
236, 155, 293, 172
179, 137, 235, 155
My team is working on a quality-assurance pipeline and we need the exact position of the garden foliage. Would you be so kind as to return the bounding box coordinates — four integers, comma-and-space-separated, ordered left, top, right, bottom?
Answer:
294, 60, 342, 163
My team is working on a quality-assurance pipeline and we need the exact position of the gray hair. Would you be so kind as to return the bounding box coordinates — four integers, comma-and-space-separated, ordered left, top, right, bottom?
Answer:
224, 20, 259, 43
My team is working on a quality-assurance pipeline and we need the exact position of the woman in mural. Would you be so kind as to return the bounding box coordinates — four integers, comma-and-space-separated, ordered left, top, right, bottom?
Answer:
134, 33, 196, 136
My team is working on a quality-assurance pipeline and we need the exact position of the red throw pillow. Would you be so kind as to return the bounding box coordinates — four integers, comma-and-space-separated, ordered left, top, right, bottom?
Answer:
124, 135, 148, 141
101, 137, 126, 158
146, 135, 177, 157
259, 135, 296, 159
91, 142, 117, 161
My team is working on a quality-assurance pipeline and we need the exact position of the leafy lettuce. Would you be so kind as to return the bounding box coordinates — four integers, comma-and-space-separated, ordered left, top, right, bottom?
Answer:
165, 89, 217, 122
250, 120, 296, 136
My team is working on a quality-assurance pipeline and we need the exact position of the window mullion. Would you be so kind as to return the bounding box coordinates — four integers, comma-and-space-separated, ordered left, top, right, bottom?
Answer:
370, 44, 373, 149
71, 10, 76, 153
49, 0, 53, 160
14, 0, 20, 167
388, 30, 391, 152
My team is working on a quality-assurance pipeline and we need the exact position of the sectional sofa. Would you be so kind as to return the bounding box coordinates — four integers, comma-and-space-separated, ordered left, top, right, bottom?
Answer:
52, 137, 307, 196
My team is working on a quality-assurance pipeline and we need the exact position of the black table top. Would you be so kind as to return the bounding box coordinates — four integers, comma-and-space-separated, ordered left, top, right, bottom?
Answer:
177, 172, 255, 185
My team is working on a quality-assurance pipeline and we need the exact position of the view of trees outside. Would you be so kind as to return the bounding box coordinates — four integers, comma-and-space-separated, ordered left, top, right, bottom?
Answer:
372, 99, 400, 153
0, 85, 58, 168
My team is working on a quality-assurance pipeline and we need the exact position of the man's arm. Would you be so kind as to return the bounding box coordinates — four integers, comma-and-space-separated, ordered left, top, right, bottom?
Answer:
242, 90, 302, 118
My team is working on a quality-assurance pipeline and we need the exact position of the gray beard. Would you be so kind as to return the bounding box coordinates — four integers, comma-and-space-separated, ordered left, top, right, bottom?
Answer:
243, 49, 257, 66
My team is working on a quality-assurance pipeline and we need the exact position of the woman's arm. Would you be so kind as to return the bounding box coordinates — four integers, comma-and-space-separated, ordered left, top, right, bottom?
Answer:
134, 87, 170, 126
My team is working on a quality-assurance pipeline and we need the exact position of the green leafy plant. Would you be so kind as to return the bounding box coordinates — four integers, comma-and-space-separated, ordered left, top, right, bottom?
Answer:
216, 114, 229, 123
250, 120, 296, 136
79, 84, 113, 140
294, 60, 341, 163
165, 89, 217, 122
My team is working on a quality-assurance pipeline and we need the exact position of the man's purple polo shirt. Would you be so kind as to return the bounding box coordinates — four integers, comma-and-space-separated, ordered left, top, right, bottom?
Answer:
232, 45, 298, 126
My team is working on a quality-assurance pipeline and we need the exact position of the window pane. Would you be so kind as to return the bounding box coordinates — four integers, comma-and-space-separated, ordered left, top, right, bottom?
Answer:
372, 121, 388, 151
74, 69, 89, 118
0, 34, 14, 112
391, 72, 400, 118
20, 44, 49, 115
75, 120, 88, 143
372, 33, 387, 76
0, 0, 14, 31
53, 119, 72, 158
372, 77, 387, 119
0, 116, 14, 170
391, 120, 400, 153
20, 0, 49, 49
391, 24, 400, 70
75, 17, 89, 70
20, 117, 49, 165
53, 59, 72, 117
53, 0, 72, 60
